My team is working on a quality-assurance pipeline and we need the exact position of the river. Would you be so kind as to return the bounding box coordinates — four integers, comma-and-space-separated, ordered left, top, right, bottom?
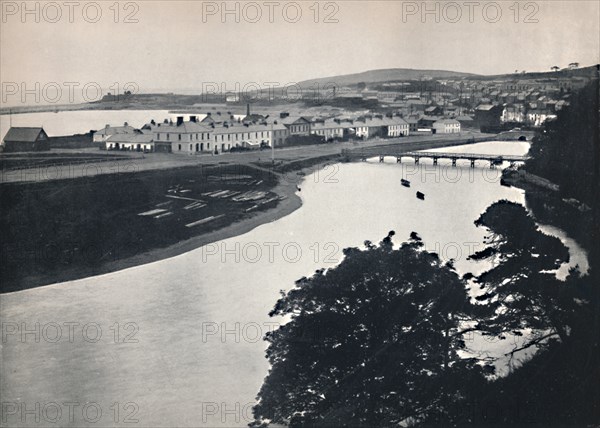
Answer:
0, 141, 586, 427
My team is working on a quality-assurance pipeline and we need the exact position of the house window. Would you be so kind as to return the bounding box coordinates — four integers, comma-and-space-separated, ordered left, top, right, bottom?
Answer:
178, 144, 181, 151
167, 134, 170, 140
178, 134, 182, 141
157, 133, 160, 140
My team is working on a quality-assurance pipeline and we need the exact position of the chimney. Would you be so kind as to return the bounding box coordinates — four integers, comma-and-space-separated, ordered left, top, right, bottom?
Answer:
189, 115, 197, 122
123, 122, 128, 126
176, 116, 184, 126
246, 103, 250, 116
105, 124, 110, 129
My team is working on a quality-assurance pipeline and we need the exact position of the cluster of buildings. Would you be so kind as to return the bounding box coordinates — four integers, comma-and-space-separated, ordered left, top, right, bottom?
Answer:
2, 107, 463, 154
93, 108, 461, 154
4, 71, 592, 154
312, 74, 591, 132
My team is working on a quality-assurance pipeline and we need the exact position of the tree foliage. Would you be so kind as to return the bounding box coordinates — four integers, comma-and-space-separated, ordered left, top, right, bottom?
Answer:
527, 79, 599, 206
470, 200, 576, 353
252, 233, 488, 427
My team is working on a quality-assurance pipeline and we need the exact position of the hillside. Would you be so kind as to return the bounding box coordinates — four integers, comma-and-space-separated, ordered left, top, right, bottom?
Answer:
296, 65, 599, 88
296, 68, 479, 88
470, 64, 599, 81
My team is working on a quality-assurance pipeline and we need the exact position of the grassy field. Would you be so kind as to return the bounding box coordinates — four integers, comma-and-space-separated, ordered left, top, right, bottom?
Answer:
0, 164, 280, 292
0, 151, 129, 170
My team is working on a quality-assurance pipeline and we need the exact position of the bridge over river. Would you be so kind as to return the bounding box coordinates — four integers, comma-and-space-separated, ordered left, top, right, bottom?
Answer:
341, 148, 530, 168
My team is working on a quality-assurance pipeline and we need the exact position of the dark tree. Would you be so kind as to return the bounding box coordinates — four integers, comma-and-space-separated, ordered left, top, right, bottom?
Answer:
527, 80, 599, 206
253, 233, 488, 427
470, 200, 599, 426
469, 201, 573, 353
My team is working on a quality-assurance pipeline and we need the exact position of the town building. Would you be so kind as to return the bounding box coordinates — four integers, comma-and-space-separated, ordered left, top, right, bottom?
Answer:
311, 119, 345, 141
211, 122, 288, 151
501, 104, 526, 123
383, 117, 410, 137
456, 115, 475, 129
106, 132, 170, 152
418, 115, 442, 128
406, 117, 419, 133
93, 123, 136, 144
151, 117, 213, 154
432, 119, 461, 134
527, 110, 557, 127
474, 104, 504, 130
2, 127, 50, 152
281, 116, 312, 136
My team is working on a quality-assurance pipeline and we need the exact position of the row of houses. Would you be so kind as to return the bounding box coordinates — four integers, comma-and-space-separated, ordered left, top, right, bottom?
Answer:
2, 110, 462, 154
473, 101, 561, 129
97, 112, 457, 154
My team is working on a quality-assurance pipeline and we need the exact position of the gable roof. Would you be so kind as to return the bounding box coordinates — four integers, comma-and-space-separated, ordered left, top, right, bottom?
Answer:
107, 133, 154, 144
3, 127, 47, 143
280, 116, 312, 125
433, 119, 460, 125
95, 125, 136, 136
150, 121, 212, 134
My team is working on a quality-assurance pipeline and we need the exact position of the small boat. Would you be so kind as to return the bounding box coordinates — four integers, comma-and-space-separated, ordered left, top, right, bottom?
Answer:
401, 179, 410, 188
416, 191, 425, 200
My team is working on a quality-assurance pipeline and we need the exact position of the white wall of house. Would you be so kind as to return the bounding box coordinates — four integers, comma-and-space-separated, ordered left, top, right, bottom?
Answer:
107, 141, 153, 151
433, 121, 461, 133
387, 124, 409, 137
312, 127, 344, 140
355, 126, 369, 138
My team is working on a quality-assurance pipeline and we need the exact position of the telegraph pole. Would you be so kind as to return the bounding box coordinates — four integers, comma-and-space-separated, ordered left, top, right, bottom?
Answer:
271, 120, 275, 164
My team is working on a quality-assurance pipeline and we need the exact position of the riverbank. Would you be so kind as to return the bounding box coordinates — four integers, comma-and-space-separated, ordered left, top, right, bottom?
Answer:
1, 163, 302, 293
502, 168, 595, 258
57, 171, 305, 290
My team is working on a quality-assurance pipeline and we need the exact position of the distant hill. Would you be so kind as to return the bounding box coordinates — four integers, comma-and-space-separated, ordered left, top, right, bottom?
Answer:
296, 68, 480, 88
474, 64, 599, 81
296, 65, 599, 88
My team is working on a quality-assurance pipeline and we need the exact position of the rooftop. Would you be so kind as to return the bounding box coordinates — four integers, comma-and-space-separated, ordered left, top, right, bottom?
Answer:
3, 127, 46, 143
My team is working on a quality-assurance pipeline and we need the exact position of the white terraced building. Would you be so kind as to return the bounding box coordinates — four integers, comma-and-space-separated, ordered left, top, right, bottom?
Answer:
432, 119, 461, 134
145, 116, 289, 153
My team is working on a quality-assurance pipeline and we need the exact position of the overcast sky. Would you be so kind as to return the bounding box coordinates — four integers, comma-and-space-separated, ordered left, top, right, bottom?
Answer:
1, 0, 599, 96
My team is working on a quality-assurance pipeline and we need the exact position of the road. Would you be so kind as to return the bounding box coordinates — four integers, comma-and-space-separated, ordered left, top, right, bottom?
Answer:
0, 131, 493, 184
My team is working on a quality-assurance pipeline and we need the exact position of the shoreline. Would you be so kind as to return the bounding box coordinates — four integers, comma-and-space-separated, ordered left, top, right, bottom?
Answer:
92, 173, 305, 278
3, 167, 307, 294
3, 137, 500, 294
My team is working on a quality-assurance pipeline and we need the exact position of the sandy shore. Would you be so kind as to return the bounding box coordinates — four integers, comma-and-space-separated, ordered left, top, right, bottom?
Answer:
5, 171, 305, 292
